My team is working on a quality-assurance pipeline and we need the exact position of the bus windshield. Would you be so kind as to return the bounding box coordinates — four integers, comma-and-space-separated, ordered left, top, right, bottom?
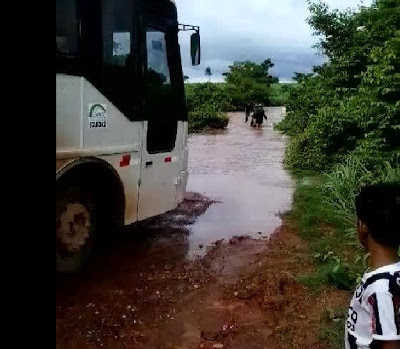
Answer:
147, 28, 171, 86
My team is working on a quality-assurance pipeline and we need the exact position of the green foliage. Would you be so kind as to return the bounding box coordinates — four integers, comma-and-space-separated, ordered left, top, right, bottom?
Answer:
289, 176, 364, 291
298, 262, 356, 291
269, 83, 296, 106
277, 0, 400, 172
188, 107, 229, 133
278, 3, 399, 345
323, 157, 400, 225
222, 59, 279, 109
185, 82, 231, 112
185, 83, 231, 132
184, 79, 289, 132
290, 159, 399, 293
319, 307, 347, 349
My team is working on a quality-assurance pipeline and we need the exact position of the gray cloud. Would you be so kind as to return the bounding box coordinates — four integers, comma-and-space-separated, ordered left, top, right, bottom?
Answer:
175, 0, 371, 82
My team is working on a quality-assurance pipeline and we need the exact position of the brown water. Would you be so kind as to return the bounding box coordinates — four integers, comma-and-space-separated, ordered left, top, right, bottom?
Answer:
187, 107, 293, 258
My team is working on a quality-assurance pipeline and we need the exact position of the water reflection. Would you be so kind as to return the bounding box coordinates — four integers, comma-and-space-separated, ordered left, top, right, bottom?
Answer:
187, 107, 293, 258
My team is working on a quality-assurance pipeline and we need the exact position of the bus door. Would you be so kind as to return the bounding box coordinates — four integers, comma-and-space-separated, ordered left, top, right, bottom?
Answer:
137, 25, 181, 220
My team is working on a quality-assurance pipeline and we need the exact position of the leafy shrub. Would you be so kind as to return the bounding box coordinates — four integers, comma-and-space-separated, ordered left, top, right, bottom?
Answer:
188, 107, 229, 133
185, 83, 231, 113
276, 0, 400, 172
185, 83, 231, 132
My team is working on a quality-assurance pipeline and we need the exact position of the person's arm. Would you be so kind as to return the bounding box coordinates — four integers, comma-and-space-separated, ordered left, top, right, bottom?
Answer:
368, 291, 400, 344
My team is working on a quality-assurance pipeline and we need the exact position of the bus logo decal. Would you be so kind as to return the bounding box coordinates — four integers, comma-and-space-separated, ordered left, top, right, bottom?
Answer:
88, 103, 107, 128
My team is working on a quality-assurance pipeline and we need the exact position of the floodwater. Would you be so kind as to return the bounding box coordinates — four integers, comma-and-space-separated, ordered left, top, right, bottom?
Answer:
56, 107, 296, 349
187, 107, 293, 258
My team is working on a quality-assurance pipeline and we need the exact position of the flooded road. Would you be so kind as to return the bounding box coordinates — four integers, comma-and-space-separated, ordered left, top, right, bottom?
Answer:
187, 107, 293, 258
56, 107, 299, 349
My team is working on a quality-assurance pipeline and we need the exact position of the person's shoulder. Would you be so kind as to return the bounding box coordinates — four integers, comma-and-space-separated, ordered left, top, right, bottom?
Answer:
361, 262, 400, 296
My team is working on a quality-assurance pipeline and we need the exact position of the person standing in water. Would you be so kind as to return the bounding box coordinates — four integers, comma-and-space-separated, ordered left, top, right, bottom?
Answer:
253, 104, 267, 128
244, 102, 254, 123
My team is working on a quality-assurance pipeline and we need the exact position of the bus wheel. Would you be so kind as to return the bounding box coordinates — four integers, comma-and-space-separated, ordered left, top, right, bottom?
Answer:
56, 188, 97, 273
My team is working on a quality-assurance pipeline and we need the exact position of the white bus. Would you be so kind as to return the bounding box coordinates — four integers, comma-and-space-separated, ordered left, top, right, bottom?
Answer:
56, 0, 200, 272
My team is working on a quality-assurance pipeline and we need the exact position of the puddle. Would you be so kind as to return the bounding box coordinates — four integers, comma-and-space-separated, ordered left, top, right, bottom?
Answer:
187, 107, 293, 259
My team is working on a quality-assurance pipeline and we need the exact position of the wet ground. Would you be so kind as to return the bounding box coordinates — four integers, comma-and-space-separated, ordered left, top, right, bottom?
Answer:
187, 107, 293, 258
56, 108, 343, 349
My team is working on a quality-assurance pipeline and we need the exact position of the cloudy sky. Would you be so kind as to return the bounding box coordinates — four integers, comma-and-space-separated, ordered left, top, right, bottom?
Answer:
176, 0, 371, 83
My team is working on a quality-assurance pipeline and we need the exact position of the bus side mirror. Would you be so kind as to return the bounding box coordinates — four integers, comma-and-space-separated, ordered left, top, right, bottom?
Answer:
190, 32, 201, 66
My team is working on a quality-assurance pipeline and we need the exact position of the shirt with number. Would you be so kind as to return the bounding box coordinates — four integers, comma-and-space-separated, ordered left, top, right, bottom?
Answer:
345, 261, 400, 349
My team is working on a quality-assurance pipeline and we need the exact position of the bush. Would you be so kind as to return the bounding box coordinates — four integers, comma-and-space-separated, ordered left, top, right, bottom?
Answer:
185, 83, 231, 132
188, 108, 229, 133
185, 82, 232, 113
284, 128, 330, 172
269, 83, 297, 106
276, 0, 400, 172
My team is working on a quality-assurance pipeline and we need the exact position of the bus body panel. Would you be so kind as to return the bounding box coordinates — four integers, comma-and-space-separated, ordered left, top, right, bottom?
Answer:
56, 0, 190, 230
177, 121, 189, 204
56, 75, 83, 151
56, 152, 141, 225
57, 74, 143, 225
82, 78, 143, 151
137, 121, 184, 221
57, 75, 188, 225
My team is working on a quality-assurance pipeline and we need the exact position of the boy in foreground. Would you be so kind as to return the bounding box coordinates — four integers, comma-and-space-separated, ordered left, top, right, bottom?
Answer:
345, 183, 400, 349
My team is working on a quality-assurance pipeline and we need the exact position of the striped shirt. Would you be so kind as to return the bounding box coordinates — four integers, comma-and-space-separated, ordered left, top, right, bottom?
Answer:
345, 261, 400, 349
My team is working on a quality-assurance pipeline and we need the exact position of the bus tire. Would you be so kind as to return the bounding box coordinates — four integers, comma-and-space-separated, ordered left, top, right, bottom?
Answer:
56, 186, 97, 273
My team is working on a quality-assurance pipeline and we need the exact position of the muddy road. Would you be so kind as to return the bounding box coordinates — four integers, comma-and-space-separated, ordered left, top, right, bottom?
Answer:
57, 108, 333, 349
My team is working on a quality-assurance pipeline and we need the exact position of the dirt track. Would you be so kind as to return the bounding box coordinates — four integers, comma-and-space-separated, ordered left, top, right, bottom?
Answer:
56, 109, 349, 348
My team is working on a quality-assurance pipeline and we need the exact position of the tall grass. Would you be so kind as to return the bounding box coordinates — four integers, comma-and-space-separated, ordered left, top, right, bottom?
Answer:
303, 159, 399, 348
290, 158, 399, 293
323, 157, 400, 227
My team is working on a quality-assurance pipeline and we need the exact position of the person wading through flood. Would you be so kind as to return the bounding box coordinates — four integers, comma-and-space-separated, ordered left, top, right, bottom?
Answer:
245, 102, 254, 123
252, 104, 267, 128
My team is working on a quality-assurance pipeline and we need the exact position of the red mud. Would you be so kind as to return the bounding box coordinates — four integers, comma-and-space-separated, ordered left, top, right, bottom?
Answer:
56, 193, 349, 349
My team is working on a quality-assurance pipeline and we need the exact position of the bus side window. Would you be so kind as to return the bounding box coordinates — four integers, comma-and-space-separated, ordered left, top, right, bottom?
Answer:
112, 32, 131, 66
100, 0, 137, 120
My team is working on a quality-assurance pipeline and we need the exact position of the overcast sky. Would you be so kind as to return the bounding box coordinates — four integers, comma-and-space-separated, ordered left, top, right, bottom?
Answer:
176, 0, 372, 83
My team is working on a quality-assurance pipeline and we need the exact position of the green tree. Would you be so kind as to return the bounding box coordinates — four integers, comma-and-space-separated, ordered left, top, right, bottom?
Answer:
222, 59, 278, 109
277, 0, 400, 172
204, 66, 212, 81
292, 72, 314, 83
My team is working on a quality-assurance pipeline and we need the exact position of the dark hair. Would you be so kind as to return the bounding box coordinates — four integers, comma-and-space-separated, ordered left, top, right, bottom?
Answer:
355, 183, 400, 247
